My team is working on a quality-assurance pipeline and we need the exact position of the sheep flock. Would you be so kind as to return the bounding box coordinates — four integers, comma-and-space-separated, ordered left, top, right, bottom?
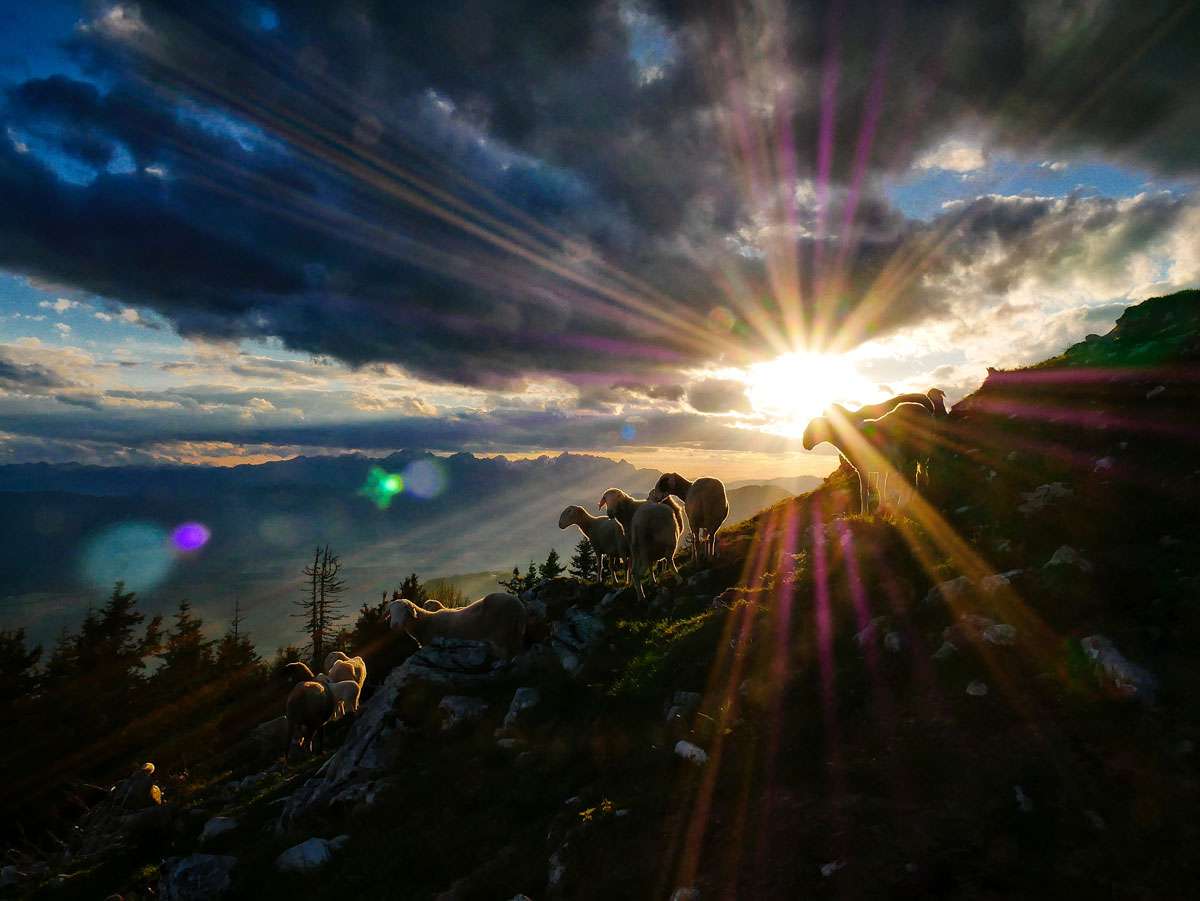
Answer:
278, 387, 945, 760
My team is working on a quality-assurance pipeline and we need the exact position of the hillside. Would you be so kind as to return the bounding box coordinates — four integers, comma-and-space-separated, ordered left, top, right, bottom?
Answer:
7, 289, 1200, 900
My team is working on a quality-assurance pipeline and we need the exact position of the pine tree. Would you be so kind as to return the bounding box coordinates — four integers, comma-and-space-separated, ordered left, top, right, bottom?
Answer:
0, 628, 42, 697
524, 560, 540, 589
215, 599, 258, 673
498, 565, 525, 593
294, 546, 347, 667
569, 538, 598, 581
155, 601, 214, 695
398, 572, 427, 604
539, 548, 565, 581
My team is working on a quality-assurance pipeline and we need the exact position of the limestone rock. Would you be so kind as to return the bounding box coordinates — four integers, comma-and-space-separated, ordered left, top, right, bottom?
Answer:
158, 854, 237, 900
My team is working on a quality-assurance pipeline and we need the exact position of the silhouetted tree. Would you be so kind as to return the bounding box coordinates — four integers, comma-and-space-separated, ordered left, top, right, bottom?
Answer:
569, 538, 598, 581
0, 628, 42, 697
539, 548, 565, 581
154, 601, 214, 698
425, 578, 466, 608
294, 546, 347, 667
399, 572, 427, 603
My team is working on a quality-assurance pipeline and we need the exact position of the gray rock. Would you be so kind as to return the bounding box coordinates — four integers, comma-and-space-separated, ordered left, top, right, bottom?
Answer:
1045, 545, 1093, 573
883, 631, 903, 653
983, 624, 1017, 646
933, 640, 958, 660
980, 570, 1023, 594
674, 740, 708, 765
159, 854, 237, 900
671, 889, 701, 901
1018, 482, 1073, 515
439, 695, 490, 733
395, 638, 507, 688
551, 607, 606, 676
501, 687, 542, 731
275, 835, 348, 872
200, 816, 238, 842
922, 576, 973, 606
966, 680, 989, 697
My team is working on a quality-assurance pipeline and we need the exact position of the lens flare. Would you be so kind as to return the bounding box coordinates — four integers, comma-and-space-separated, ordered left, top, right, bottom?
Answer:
620, 423, 637, 442
80, 522, 172, 594
402, 458, 447, 499
360, 465, 404, 509
171, 521, 211, 551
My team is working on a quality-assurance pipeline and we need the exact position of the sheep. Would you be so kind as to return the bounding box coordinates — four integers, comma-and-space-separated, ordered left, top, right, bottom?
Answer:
280, 660, 318, 685
628, 499, 684, 601
422, 598, 447, 612
648, 473, 729, 561
315, 674, 362, 719
927, 387, 948, 417
284, 680, 336, 763
847, 392, 936, 421
803, 401, 935, 514
323, 651, 367, 694
386, 591, 526, 660
600, 488, 685, 579
559, 504, 629, 584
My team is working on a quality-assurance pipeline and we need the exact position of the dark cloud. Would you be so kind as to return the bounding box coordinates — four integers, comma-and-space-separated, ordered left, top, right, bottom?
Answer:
686, 378, 751, 413
0, 351, 74, 390
0, 0, 1195, 392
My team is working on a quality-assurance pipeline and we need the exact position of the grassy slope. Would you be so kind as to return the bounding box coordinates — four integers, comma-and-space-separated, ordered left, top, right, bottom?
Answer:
36, 290, 1200, 900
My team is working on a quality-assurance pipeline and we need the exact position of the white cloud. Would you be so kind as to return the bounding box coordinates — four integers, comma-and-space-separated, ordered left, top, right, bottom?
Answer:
39, 298, 78, 313
915, 139, 987, 173
54, 323, 72, 337
1040, 160, 1069, 172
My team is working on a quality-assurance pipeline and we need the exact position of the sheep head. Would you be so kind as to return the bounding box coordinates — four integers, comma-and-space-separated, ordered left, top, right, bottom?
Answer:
647, 487, 667, 502
558, 505, 585, 529
323, 651, 350, 673
598, 488, 627, 512
654, 472, 688, 498
802, 416, 834, 450
386, 598, 423, 642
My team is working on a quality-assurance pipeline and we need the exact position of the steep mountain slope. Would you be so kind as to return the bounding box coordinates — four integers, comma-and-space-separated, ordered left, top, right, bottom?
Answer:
15, 290, 1200, 900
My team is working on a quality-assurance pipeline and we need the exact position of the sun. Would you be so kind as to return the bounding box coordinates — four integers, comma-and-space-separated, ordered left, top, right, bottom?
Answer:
745, 351, 878, 436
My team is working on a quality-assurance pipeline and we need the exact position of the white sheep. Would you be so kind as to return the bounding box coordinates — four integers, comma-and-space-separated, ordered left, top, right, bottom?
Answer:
803, 401, 935, 513
628, 499, 684, 600
386, 592, 526, 660
648, 473, 729, 561
285, 680, 336, 763
323, 652, 367, 694
559, 504, 629, 584
315, 674, 363, 719
422, 598, 447, 612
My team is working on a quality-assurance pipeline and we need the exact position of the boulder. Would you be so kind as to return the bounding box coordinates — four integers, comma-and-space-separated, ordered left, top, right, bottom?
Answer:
200, 816, 238, 842
275, 835, 349, 873
1017, 482, 1073, 515
675, 740, 709, 765
500, 687, 541, 732
158, 854, 237, 900
1045, 545, 1093, 573
922, 576, 973, 606
394, 638, 509, 688
551, 607, 606, 677
439, 696, 490, 733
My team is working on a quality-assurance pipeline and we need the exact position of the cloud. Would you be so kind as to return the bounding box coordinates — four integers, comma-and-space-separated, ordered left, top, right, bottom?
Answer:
686, 378, 752, 413
915, 140, 987, 173
0, 0, 1190, 399
38, 297, 78, 313
0, 351, 74, 391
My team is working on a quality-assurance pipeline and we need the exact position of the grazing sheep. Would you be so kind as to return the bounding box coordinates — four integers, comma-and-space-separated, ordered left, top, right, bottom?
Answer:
559, 504, 630, 584
803, 401, 935, 514
848, 392, 936, 422
649, 473, 729, 561
386, 592, 526, 660
324, 652, 367, 693
422, 598, 447, 612
927, 387, 948, 417
315, 675, 362, 719
629, 500, 684, 600
285, 680, 336, 763
280, 661, 317, 685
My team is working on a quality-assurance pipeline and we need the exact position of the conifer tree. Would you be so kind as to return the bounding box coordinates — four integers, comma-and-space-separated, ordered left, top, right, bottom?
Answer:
155, 601, 214, 695
569, 538, 598, 581
539, 548, 565, 581
398, 572, 427, 603
294, 546, 347, 667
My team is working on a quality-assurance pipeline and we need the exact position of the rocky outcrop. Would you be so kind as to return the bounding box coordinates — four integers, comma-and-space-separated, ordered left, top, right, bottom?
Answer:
550, 608, 607, 677
158, 853, 237, 900
275, 835, 349, 873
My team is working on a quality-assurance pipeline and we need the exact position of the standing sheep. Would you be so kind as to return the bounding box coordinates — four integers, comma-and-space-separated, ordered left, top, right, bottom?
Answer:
559, 504, 629, 584
628, 500, 684, 600
648, 473, 729, 561
323, 651, 367, 694
386, 592, 526, 660
284, 680, 336, 764
315, 675, 363, 719
803, 401, 935, 513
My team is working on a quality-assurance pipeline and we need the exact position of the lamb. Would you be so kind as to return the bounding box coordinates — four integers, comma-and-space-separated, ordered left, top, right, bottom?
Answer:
315, 674, 362, 719
628, 499, 684, 600
284, 680, 336, 763
648, 473, 729, 561
386, 591, 526, 660
559, 504, 629, 584
323, 651, 367, 694
803, 401, 935, 514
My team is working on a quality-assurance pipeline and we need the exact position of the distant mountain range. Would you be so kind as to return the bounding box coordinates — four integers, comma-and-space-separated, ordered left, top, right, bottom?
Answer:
0, 452, 797, 651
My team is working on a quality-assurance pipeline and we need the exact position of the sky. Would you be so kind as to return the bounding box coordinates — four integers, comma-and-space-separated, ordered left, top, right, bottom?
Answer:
0, 0, 1197, 481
